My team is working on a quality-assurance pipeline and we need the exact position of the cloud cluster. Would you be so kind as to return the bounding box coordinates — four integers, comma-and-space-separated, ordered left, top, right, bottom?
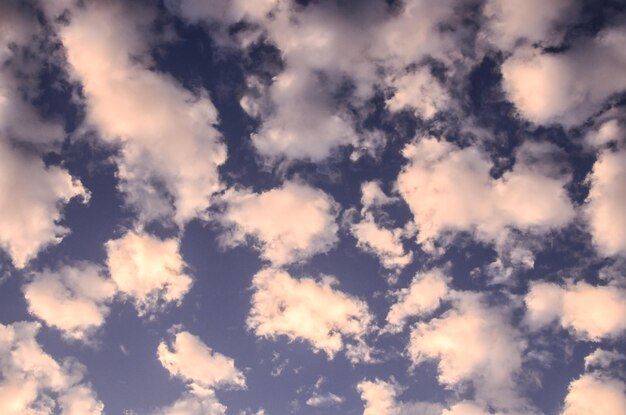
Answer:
585, 147, 626, 257
106, 231, 192, 316
0, 321, 103, 414
409, 292, 528, 411
23, 263, 116, 341
502, 27, 626, 125
386, 269, 450, 332
157, 328, 246, 415
59, 1, 226, 225
524, 280, 626, 340
562, 349, 626, 415
397, 137, 574, 251
218, 181, 339, 266
247, 268, 373, 361
348, 181, 412, 275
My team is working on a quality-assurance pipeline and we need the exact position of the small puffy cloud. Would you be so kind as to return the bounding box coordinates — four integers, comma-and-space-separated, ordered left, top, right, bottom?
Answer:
397, 137, 574, 251
106, 231, 192, 316
524, 281, 626, 340
218, 181, 339, 266
360, 181, 397, 211
247, 268, 373, 361
386, 68, 449, 120
305, 392, 344, 408
562, 374, 626, 415
0, 321, 103, 415
585, 119, 624, 148
386, 269, 450, 331
358, 378, 444, 415
350, 213, 413, 273
585, 147, 626, 257
0, 138, 87, 268
501, 27, 626, 126
158, 329, 246, 391
156, 328, 245, 415
60, 1, 226, 225
409, 292, 527, 410
584, 349, 625, 371
23, 263, 116, 341
482, 0, 576, 51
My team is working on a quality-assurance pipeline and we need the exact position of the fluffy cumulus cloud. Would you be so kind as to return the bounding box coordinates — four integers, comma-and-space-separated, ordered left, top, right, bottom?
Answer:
409, 292, 528, 410
170, 0, 461, 162
562, 350, 626, 415
0, 139, 88, 268
524, 281, 626, 340
386, 68, 449, 120
386, 269, 450, 332
502, 27, 626, 126
106, 231, 192, 316
482, 0, 576, 50
59, 1, 226, 225
248, 268, 373, 361
585, 147, 626, 257
397, 137, 574, 251
156, 328, 245, 415
218, 181, 339, 266
23, 263, 116, 341
358, 379, 502, 415
0, 321, 103, 415
349, 181, 412, 274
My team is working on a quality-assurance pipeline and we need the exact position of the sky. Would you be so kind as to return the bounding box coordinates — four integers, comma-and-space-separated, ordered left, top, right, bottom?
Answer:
0, 0, 625, 414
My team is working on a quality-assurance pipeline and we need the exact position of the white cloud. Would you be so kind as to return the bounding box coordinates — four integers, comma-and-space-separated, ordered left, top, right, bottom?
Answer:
247, 268, 373, 361
0, 321, 103, 415
585, 147, 626, 257
584, 349, 626, 371
106, 231, 192, 316
59, 1, 226, 225
409, 292, 528, 411
524, 281, 626, 341
386, 68, 449, 120
397, 137, 574, 251
158, 329, 245, 391
23, 263, 116, 341
305, 392, 344, 408
585, 119, 624, 148
386, 269, 450, 331
358, 378, 446, 415
482, 0, 576, 51
0, 138, 87, 268
218, 181, 339, 266
156, 328, 245, 415
562, 373, 626, 415
350, 212, 413, 273
502, 27, 626, 126
360, 181, 398, 211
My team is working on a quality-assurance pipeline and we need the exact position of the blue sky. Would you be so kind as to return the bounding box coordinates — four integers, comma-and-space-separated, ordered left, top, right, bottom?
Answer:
0, 0, 625, 414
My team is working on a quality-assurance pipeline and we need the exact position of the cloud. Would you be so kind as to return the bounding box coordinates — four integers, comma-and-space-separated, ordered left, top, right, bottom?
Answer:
0, 138, 87, 268
156, 328, 245, 415
584, 349, 626, 371
357, 378, 446, 415
585, 147, 626, 257
59, 1, 226, 225
386, 68, 449, 120
23, 263, 116, 341
397, 137, 574, 251
524, 281, 626, 341
247, 268, 373, 361
562, 374, 626, 415
502, 27, 626, 125
482, 0, 576, 51
409, 291, 528, 411
305, 392, 344, 408
386, 269, 450, 332
157, 329, 246, 391
0, 321, 103, 415
105, 231, 192, 316
218, 181, 339, 266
